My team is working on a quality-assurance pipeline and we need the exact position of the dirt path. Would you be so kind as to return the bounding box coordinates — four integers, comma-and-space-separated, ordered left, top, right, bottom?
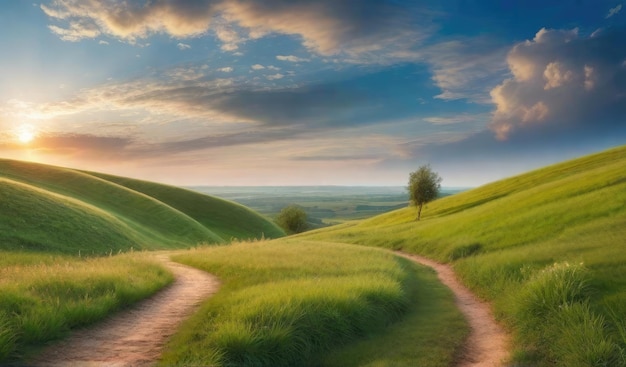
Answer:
30, 254, 220, 367
396, 252, 509, 367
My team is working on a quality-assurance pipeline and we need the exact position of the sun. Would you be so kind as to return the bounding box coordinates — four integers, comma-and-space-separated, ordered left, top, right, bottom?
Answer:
16, 125, 36, 144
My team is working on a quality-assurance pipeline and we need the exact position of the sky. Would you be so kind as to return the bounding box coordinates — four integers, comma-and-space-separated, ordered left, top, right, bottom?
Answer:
0, 0, 625, 187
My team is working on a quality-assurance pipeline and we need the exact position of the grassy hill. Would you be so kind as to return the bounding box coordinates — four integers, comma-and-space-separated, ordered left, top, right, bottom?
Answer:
85, 172, 284, 241
303, 145, 626, 366
0, 159, 284, 254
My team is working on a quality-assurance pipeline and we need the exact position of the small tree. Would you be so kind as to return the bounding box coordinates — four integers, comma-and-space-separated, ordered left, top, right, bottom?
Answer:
276, 204, 308, 234
408, 165, 442, 221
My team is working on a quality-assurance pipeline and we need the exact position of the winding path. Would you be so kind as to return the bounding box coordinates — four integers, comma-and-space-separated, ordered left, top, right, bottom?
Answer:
397, 252, 510, 367
30, 255, 220, 367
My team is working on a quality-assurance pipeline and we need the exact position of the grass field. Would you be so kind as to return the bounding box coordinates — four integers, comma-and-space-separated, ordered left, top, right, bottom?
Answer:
0, 158, 283, 363
0, 159, 283, 254
3, 145, 625, 366
160, 241, 467, 367
302, 144, 626, 366
0, 252, 172, 362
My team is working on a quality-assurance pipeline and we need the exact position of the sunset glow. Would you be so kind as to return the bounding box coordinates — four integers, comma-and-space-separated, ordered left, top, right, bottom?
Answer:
16, 125, 35, 144
0, 2, 624, 186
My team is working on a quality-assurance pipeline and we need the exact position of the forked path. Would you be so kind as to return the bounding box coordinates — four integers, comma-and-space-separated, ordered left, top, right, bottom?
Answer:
397, 252, 509, 367
30, 254, 220, 367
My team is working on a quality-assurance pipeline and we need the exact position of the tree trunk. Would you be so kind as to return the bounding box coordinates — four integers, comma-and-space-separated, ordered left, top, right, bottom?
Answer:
417, 203, 423, 221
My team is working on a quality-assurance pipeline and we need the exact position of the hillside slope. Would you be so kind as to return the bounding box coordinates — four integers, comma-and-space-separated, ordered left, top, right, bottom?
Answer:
0, 159, 283, 254
303, 145, 626, 366
84, 172, 284, 240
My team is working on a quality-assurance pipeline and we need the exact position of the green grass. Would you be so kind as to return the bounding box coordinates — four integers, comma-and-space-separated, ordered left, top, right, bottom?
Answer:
0, 159, 283, 254
161, 240, 466, 367
319, 262, 468, 367
0, 252, 173, 362
302, 144, 626, 366
84, 172, 285, 240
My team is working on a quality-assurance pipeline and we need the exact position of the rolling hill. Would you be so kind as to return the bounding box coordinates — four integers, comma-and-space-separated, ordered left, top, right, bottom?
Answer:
0, 159, 284, 254
303, 144, 626, 366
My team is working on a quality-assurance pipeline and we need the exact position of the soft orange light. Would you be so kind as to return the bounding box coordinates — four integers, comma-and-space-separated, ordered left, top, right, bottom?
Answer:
16, 125, 36, 144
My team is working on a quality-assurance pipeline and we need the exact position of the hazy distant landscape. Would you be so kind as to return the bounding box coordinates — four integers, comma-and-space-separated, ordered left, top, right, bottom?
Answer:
191, 186, 468, 224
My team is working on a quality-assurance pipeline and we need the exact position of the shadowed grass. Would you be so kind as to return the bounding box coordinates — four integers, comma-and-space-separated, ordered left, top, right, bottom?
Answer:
320, 263, 468, 367
161, 240, 466, 366
302, 145, 626, 366
0, 252, 173, 362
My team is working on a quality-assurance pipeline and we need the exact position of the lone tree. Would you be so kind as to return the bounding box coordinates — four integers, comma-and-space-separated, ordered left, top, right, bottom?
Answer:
276, 204, 308, 234
408, 165, 442, 221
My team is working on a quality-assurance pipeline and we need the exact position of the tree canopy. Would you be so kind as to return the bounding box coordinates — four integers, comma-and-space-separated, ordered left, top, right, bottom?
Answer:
408, 165, 442, 221
275, 204, 308, 234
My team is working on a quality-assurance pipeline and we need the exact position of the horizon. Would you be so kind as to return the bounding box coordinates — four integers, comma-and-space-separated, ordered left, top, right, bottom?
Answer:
1, 1, 625, 187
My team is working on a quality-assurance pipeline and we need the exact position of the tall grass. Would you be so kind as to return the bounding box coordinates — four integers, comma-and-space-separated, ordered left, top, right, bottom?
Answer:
302, 145, 626, 366
0, 252, 173, 362
161, 240, 465, 366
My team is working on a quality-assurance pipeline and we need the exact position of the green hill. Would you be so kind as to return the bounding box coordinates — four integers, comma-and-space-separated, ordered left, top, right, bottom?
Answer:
303, 145, 626, 366
84, 172, 284, 241
0, 159, 284, 254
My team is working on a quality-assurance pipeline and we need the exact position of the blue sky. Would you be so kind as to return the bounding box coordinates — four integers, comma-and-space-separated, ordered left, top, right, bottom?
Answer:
0, 1, 625, 186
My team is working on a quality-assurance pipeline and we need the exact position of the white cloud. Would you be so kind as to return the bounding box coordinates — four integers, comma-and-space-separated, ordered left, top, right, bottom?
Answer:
48, 20, 100, 41
489, 27, 626, 140
423, 114, 484, 125
218, 67, 234, 73
422, 38, 508, 102
39, 0, 426, 62
214, 23, 245, 51
266, 73, 284, 80
606, 4, 622, 18
251, 64, 265, 70
276, 55, 310, 63
177, 42, 191, 50
166, 67, 205, 81
41, 0, 215, 42
543, 62, 573, 90
267, 65, 280, 71
99, 40, 109, 45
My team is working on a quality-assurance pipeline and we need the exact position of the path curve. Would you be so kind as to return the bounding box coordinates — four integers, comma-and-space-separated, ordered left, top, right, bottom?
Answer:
30, 254, 220, 367
396, 252, 509, 367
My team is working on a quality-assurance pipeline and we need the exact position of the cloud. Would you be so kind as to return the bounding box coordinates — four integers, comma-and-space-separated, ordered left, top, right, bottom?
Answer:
423, 114, 487, 125
177, 42, 191, 50
489, 27, 626, 140
276, 55, 310, 63
213, 21, 246, 51
218, 67, 234, 72
41, 0, 426, 61
607, 4, 622, 18
48, 20, 101, 41
251, 64, 265, 70
422, 37, 509, 102
265, 73, 284, 80
41, 0, 216, 42
19, 68, 372, 129
98, 40, 109, 45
